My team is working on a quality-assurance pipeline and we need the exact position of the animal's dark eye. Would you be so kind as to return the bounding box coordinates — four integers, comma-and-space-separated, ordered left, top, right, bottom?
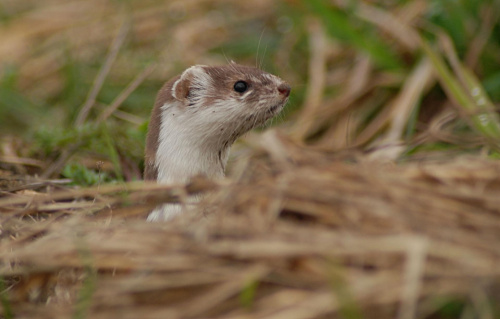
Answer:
233, 81, 248, 93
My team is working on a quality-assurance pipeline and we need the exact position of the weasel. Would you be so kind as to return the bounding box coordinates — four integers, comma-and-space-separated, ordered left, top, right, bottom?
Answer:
144, 63, 291, 221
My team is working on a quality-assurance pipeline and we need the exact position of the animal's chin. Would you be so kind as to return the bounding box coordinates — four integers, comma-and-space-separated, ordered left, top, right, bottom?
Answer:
267, 102, 285, 116
232, 101, 286, 138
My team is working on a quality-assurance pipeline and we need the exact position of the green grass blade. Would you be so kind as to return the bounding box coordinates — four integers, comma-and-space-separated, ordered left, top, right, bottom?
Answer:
460, 67, 500, 138
101, 124, 124, 181
0, 277, 14, 319
307, 0, 403, 69
421, 38, 500, 147
327, 261, 363, 319
73, 237, 98, 319
239, 279, 259, 309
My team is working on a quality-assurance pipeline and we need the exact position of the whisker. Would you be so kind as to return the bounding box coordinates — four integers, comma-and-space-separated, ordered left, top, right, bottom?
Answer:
256, 28, 266, 68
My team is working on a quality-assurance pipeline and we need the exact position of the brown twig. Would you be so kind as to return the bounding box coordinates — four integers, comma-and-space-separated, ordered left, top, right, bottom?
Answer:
97, 63, 156, 124
74, 21, 130, 126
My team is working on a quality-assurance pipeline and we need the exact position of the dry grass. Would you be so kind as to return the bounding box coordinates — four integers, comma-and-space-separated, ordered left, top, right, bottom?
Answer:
1, 0, 500, 318
1, 131, 500, 318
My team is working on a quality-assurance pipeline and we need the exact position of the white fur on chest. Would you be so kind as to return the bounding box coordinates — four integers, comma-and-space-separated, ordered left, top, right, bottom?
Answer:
147, 101, 230, 221
155, 101, 231, 184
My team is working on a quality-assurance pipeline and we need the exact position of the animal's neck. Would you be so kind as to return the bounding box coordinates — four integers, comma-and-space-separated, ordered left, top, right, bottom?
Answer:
156, 138, 227, 184
155, 105, 229, 185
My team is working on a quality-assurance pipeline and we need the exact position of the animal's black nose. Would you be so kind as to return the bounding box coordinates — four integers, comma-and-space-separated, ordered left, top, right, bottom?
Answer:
278, 83, 291, 97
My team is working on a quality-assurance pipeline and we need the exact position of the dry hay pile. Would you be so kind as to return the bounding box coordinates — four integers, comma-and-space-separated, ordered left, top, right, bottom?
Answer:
1, 132, 500, 319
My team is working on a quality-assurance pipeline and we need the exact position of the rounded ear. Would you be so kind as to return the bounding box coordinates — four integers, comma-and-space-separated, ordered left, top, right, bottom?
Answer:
171, 65, 206, 101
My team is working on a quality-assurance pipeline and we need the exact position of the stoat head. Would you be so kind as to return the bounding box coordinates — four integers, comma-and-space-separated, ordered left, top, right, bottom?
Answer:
171, 63, 290, 129
144, 63, 290, 181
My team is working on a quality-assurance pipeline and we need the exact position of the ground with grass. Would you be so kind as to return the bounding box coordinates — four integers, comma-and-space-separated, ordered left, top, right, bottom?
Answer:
1, 0, 500, 318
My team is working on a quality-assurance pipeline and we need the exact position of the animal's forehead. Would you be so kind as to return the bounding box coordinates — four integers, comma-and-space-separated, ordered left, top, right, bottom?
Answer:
202, 64, 278, 84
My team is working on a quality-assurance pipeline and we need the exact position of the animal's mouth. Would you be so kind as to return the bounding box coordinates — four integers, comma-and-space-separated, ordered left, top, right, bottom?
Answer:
268, 102, 284, 115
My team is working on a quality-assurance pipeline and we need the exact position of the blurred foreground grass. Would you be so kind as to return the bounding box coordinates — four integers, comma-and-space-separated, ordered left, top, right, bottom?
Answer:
0, 0, 499, 179
1, 1, 500, 318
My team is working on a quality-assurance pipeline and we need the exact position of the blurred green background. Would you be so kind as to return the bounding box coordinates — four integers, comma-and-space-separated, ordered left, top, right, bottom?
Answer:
0, 0, 499, 183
